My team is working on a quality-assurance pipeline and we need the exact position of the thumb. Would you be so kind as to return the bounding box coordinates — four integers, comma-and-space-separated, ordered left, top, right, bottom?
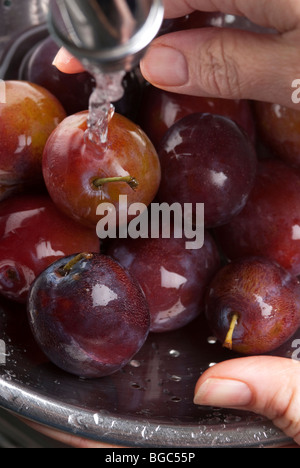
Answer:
194, 355, 300, 446
140, 27, 299, 108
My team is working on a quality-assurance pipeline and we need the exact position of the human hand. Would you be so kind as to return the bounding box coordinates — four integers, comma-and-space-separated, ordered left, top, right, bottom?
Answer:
20, 418, 127, 448
53, 0, 300, 110
194, 355, 300, 447
140, 0, 300, 109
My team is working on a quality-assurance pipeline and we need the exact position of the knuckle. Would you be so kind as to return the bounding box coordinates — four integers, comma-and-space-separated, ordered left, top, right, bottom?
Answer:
271, 381, 300, 442
196, 33, 241, 99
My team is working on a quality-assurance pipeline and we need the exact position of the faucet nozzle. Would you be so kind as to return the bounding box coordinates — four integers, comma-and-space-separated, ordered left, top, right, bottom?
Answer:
48, 0, 165, 73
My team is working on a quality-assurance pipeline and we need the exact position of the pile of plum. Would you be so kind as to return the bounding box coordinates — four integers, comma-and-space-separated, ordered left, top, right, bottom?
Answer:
1, 12, 300, 379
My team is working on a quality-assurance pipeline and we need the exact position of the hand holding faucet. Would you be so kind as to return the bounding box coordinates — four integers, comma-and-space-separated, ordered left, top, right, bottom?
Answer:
49, 0, 164, 73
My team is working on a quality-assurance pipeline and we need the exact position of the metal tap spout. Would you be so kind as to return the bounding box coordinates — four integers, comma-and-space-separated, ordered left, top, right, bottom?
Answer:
48, 0, 164, 73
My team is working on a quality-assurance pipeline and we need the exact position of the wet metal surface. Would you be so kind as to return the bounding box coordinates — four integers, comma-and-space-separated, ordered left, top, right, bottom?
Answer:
0, 297, 292, 448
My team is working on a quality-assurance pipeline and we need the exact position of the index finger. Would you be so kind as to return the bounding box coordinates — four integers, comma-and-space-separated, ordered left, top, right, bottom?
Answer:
162, 0, 300, 33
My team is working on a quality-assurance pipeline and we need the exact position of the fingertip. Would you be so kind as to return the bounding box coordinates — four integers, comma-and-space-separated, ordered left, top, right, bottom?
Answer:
52, 48, 85, 74
193, 377, 253, 408
141, 44, 189, 88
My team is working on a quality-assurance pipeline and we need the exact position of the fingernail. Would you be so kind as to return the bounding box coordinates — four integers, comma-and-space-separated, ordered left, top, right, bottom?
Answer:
52, 48, 71, 67
142, 45, 189, 86
52, 48, 84, 74
52, 54, 59, 68
194, 378, 253, 408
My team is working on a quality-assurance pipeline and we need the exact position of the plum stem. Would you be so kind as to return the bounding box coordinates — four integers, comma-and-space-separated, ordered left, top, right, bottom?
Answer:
6, 269, 18, 280
59, 253, 93, 276
223, 314, 239, 350
92, 176, 139, 191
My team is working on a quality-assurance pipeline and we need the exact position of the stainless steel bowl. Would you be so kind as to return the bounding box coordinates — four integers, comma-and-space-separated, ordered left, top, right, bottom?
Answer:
0, 0, 293, 448
0, 0, 49, 55
0, 297, 293, 448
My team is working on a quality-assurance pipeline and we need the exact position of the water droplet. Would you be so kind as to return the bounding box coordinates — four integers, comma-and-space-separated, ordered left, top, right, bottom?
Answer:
130, 382, 141, 389
223, 414, 242, 424
130, 359, 141, 368
152, 342, 159, 352
207, 336, 217, 344
170, 396, 182, 403
93, 413, 104, 425
170, 375, 182, 382
141, 426, 149, 439
68, 414, 84, 429
2, 369, 15, 380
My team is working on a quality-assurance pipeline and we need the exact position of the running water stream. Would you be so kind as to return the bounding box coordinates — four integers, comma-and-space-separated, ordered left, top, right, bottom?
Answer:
84, 66, 126, 146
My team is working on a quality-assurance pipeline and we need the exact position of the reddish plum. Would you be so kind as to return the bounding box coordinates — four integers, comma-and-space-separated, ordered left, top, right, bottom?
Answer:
24, 37, 142, 120
214, 159, 300, 276
42, 111, 161, 229
27, 253, 150, 378
157, 113, 257, 228
24, 37, 95, 115
0, 194, 100, 303
107, 231, 220, 333
205, 257, 300, 355
0, 81, 66, 202
254, 101, 300, 168
139, 85, 256, 149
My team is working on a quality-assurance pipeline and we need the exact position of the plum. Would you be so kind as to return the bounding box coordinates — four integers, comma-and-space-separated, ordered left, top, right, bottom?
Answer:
139, 85, 256, 149
24, 36, 95, 116
0, 194, 100, 303
24, 36, 142, 120
157, 113, 257, 228
42, 111, 161, 229
255, 101, 300, 168
107, 231, 220, 333
27, 253, 150, 378
214, 159, 300, 276
205, 257, 300, 355
0, 81, 66, 201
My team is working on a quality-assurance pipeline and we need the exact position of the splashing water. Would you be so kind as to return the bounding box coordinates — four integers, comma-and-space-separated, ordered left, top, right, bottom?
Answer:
84, 65, 125, 146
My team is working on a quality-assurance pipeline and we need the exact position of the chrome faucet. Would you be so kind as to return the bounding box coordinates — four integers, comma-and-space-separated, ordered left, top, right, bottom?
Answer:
48, 0, 164, 73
